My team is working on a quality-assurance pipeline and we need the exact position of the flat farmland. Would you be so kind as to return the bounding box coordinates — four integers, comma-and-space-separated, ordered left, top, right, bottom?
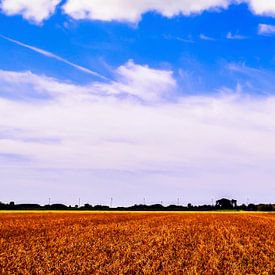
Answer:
0, 212, 274, 274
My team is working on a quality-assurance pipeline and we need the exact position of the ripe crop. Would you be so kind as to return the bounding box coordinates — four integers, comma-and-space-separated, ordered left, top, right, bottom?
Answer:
0, 212, 274, 274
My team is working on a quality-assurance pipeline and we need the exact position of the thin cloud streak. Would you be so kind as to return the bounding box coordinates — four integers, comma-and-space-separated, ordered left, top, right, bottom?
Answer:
0, 34, 109, 81
226, 32, 247, 40
199, 34, 216, 41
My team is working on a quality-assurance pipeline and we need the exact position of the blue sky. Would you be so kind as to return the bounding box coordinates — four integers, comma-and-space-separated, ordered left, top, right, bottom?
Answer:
0, 0, 275, 206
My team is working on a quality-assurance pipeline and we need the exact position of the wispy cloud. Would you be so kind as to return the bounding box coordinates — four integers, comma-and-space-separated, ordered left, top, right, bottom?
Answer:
258, 24, 275, 36
199, 34, 216, 41
0, 34, 108, 81
163, 34, 194, 43
175, 37, 194, 43
227, 63, 275, 95
226, 32, 247, 40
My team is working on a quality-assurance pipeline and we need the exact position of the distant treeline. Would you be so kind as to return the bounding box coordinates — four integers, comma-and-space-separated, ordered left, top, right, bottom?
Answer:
0, 198, 274, 211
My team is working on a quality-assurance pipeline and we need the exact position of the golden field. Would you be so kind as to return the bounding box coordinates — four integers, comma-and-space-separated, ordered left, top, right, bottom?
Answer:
0, 212, 274, 274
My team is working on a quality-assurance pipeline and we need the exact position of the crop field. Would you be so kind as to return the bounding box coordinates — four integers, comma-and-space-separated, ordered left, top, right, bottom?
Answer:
0, 212, 274, 274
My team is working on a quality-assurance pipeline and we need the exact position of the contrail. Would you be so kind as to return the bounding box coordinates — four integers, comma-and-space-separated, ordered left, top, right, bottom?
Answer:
0, 34, 109, 81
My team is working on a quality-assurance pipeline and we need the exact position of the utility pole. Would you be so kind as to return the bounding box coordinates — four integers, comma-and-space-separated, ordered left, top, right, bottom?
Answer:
48, 197, 51, 206
110, 197, 113, 208
78, 198, 81, 207
177, 198, 180, 206
143, 198, 146, 205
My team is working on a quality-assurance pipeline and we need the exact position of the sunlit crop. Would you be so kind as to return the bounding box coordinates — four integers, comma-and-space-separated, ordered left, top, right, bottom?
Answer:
0, 212, 274, 274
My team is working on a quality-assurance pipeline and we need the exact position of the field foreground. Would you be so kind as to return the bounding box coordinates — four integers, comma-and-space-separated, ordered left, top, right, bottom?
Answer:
0, 212, 274, 274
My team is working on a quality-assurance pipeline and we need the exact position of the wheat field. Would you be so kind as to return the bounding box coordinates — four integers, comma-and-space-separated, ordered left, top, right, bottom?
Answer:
0, 212, 274, 274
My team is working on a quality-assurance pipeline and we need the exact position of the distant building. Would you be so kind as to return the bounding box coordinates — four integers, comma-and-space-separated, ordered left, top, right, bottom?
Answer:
216, 198, 237, 209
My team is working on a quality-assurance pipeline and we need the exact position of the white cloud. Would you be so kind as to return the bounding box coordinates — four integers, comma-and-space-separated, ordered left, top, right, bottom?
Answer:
0, 0, 61, 23
63, 0, 231, 23
258, 23, 275, 35
246, 0, 275, 17
0, 67, 275, 204
1, 0, 275, 24
62, 0, 275, 23
93, 60, 176, 101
